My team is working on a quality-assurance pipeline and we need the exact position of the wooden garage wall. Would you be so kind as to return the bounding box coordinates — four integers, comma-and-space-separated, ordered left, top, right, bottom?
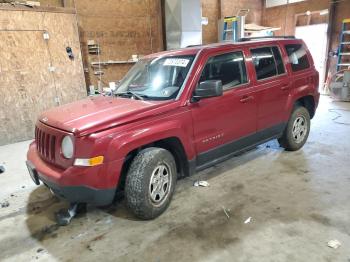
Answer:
202, 0, 264, 44
77, 0, 263, 87
262, 0, 350, 75
18, 0, 264, 87
328, 0, 350, 74
74, 0, 164, 87
0, 8, 86, 145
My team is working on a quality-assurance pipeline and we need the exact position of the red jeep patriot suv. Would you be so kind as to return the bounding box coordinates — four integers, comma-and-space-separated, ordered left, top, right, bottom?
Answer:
26, 37, 319, 219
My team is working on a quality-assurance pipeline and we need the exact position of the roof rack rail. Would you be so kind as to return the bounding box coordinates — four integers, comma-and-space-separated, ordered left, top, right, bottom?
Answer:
238, 36, 296, 42
186, 44, 202, 48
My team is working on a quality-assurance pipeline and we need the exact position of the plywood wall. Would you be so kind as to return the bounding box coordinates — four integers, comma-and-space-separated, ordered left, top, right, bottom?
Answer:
328, 0, 350, 73
220, 0, 263, 25
14, 0, 263, 87
262, 0, 350, 75
262, 0, 329, 36
0, 9, 86, 145
202, 0, 221, 44
75, 0, 164, 87
202, 0, 263, 45
75, 0, 263, 87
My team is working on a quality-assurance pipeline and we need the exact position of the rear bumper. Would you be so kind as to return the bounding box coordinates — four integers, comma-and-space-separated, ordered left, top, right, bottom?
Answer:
26, 142, 124, 206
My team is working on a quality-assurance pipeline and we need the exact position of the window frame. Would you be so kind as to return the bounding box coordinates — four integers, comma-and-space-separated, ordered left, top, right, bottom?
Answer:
249, 45, 287, 82
284, 43, 311, 73
197, 49, 250, 92
271, 45, 286, 75
175, 52, 200, 100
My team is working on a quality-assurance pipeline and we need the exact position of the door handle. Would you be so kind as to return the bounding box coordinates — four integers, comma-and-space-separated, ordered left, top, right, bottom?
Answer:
281, 84, 289, 90
240, 95, 254, 103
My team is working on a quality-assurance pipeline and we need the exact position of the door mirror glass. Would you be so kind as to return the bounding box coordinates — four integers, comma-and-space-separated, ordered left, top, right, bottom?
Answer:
193, 80, 223, 100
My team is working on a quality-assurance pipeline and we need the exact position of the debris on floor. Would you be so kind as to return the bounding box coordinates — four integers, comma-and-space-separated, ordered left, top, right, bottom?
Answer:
56, 204, 79, 226
244, 217, 252, 224
0, 165, 5, 174
1, 200, 10, 208
56, 203, 87, 226
328, 108, 350, 126
222, 206, 230, 219
193, 180, 210, 187
327, 239, 341, 249
37, 248, 44, 253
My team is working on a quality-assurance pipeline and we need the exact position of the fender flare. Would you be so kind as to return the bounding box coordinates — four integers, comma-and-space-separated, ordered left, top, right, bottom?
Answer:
284, 87, 315, 122
105, 120, 195, 162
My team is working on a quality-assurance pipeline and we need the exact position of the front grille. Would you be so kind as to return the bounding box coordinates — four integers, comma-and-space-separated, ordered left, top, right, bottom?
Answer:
35, 126, 56, 162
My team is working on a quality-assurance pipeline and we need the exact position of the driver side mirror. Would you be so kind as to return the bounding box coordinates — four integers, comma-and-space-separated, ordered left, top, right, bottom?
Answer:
193, 80, 223, 101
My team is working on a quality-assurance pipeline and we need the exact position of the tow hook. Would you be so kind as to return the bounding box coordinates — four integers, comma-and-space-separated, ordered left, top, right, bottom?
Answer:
55, 203, 86, 226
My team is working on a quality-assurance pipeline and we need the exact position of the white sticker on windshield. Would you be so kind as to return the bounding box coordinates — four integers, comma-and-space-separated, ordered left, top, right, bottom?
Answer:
164, 58, 190, 67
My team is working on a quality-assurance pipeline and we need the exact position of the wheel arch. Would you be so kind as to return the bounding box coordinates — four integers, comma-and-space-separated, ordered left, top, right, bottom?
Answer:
294, 95, 316, 119
117, 136, 192, 190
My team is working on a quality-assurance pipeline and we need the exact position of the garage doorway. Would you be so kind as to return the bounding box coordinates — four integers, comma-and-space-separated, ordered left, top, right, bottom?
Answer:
295, 23, 328, 93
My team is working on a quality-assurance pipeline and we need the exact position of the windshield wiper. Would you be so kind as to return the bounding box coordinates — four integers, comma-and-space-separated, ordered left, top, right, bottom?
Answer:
115, 91, 147, 100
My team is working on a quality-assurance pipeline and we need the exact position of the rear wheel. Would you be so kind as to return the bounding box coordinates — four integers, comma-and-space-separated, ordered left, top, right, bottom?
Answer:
125, 147, 177, 220
278, 106, 310, 151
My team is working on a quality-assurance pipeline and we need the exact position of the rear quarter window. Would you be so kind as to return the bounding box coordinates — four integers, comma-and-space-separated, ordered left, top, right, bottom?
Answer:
285, 44, 310, 72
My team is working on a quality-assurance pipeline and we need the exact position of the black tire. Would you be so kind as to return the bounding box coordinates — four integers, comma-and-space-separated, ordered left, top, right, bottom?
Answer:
125, 147, 177, 220
278, 106, 310, 151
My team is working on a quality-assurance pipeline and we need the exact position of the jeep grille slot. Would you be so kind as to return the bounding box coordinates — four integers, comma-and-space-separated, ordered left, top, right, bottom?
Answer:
35, 126, 56, 162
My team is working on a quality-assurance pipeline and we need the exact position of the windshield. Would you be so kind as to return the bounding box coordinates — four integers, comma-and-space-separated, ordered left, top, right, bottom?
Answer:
115, 55, 196, 100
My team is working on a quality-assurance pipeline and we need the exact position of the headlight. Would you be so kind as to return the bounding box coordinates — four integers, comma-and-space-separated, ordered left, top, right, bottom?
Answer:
61, 136, 74, 159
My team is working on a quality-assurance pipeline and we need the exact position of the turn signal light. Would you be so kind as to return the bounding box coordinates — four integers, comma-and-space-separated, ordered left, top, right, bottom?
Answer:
74, 156, 104, 166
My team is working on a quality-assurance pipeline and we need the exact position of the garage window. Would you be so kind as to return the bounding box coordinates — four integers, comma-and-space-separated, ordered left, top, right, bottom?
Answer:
285, 44, 310, 72
251, 46, 285, 80
199, 51, 248, 90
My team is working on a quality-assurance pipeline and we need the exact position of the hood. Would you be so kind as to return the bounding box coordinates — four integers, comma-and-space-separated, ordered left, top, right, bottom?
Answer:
39, 96, 172, 136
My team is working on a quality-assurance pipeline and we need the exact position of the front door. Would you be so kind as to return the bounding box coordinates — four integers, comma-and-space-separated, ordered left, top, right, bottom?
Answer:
189, 49, 257, 168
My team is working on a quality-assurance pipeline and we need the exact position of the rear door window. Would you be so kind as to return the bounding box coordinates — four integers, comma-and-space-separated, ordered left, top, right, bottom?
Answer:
251, 46, 285, 80
199, 51, 248, 91
285, 44, 310, 72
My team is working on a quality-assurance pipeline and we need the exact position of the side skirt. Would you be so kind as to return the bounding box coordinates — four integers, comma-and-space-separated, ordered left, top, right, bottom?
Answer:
195, 123, 286, 171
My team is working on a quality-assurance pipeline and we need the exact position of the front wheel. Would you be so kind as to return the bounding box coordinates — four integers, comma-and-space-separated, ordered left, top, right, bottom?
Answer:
125, 147, 177, 220
278, 106, 310, 151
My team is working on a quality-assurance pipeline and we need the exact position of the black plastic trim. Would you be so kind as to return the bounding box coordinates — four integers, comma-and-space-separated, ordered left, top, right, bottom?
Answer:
38, 174, 116, 206
188, 158, 196, 177
196, 123, 286, 171
26, 161, 40, 185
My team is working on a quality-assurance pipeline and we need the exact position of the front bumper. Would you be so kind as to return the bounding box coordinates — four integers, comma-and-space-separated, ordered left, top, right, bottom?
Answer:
26, 142, 124, 206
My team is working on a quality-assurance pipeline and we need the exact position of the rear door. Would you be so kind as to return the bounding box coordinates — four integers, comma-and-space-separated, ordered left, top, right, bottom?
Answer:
189, 48, 257, 167
249, 45, 290, 134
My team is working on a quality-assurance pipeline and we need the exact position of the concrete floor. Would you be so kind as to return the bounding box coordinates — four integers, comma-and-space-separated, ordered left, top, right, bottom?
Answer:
0, 95, 350, 262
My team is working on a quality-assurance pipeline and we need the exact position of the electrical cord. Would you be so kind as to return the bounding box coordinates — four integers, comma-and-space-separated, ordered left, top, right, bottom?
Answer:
328, 108, 350, 126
